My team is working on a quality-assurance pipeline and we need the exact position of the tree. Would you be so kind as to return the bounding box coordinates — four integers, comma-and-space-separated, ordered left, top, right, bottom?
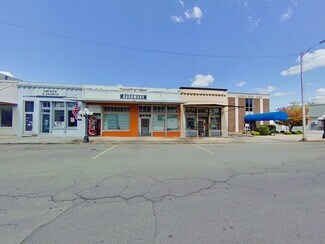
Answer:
276, 103, 310, 132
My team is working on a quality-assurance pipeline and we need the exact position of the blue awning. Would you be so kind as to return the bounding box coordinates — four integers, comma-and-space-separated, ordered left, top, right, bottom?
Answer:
245, 111, 288, 121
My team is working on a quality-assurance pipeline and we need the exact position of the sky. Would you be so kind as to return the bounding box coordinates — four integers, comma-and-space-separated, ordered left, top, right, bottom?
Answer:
0, 0, 325, 110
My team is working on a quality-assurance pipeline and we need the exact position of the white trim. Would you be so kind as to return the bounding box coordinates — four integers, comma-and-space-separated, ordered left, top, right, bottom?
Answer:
235, 97, 239, 132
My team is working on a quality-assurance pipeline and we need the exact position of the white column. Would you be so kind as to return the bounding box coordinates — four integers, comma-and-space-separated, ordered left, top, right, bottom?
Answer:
260, 98, 264, 125
221, 107, 228, 137
180, 104, 186, 137
235, 97, 239, 132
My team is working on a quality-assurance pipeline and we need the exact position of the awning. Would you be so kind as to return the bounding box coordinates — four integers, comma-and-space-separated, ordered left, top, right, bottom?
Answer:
0, 101, 17, 105
245, 111, 288, 121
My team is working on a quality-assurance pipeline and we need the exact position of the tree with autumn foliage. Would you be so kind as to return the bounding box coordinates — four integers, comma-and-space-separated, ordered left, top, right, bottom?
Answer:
276, 103, 310, 132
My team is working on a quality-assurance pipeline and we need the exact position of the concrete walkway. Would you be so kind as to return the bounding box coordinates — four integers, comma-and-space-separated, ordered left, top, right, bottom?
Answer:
0, 130, 324, 144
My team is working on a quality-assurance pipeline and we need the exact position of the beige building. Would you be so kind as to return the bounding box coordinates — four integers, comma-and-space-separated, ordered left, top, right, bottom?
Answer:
180, 87, 228, 137
227, 92, 270, 133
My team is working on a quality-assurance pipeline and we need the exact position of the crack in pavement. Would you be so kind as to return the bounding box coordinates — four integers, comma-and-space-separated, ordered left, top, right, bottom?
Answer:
19, 200, 84, 244
2, 162, 324, 244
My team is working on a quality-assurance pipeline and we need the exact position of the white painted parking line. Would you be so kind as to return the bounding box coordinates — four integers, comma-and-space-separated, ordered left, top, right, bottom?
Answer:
92, 145, 118, 160
193, 145, 215, 155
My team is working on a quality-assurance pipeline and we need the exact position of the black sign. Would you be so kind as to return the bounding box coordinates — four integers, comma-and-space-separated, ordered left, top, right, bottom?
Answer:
120, 94, 147, 100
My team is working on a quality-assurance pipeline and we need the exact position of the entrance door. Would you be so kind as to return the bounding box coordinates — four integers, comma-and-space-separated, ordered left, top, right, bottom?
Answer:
41, 113, 50, 133
25, 113, 33, 133
141, 118, 150, 136
198, 118, 207, 137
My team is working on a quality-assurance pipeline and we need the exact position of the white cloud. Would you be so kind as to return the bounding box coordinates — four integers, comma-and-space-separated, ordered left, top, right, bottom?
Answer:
278, 0, 297, 23
184, 6, 203, 24
281, 49, 325, 76
235, 81, 246, 87
252, 86, 276, 94
179, 0, 184, 7
278, 8, 293, 23
247, 16, 261, 32
116, 84, 123, 87
171, 15, 184, 23
273, 91, 295, 96
191, 74, 214, 87
315, 88, 325, 102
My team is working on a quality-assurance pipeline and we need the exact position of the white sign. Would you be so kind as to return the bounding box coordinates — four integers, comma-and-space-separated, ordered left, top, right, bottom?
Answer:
34, 88, 66, 97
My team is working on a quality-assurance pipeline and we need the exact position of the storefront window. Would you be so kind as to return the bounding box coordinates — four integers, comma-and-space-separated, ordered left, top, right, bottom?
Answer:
1, 106, 12, 127
54, 110, 65, 128
210, 117, 221, 130
167, 114, 178, 131
68, 111, 77, 127
103, 107, 130, 130
153, 114, 165, 131
67, 102, 78, 127
186, 117, 197, 130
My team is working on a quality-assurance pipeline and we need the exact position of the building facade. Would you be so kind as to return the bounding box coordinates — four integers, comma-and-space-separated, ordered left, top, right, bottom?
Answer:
17, 82, 85, 136
179, 87, 228, 137
2, 80, 271, 137
79, 85, 183, 137
308, 103, 325, 130
227, 92, 270, 133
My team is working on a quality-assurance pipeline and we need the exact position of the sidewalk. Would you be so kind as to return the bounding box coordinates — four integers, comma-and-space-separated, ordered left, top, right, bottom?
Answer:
0, 131, 323, 145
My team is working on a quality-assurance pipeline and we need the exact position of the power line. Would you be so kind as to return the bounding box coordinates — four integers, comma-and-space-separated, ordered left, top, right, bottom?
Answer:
0, 19, 298, 59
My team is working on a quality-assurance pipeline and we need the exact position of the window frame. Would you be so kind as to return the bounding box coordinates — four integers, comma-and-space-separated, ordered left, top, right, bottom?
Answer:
103, 106, 130, 131
0, 106, 13, 128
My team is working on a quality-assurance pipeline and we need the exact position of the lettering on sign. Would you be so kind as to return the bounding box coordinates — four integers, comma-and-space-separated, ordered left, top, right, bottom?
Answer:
120, 94, 147, 100
42, 89, 59, 96
34, 88, 66, 97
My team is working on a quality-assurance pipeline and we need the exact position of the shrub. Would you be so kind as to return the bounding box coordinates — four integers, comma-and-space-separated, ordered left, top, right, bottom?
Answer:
251, 131, 260, 136
266, 125, 276, 132
291, 131, 297, 134
295, 130, 303, 134
256, 126, 270, 136
284, 131, 292, 135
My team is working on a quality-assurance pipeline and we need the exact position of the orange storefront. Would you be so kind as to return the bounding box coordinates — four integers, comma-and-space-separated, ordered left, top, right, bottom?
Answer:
81, 86, 184, 137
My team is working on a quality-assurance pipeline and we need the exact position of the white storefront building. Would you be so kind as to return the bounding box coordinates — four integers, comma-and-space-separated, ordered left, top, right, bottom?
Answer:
17, 82, 85, 136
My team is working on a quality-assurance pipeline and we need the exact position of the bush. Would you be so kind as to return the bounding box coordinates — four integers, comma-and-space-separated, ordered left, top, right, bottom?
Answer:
291, 131, 297, 134
295, 130, 303, 134
256, 126, 270, 136
266, 125, 276, 132
284, 131, 292, 135
251, 131, 260, 136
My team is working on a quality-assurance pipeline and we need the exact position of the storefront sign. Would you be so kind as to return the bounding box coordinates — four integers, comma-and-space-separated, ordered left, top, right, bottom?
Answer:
34, 88, 66, 97
120, 94, 147, 100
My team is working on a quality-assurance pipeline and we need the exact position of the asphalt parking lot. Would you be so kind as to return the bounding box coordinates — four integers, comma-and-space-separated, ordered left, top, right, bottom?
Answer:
0, 142, 325, 244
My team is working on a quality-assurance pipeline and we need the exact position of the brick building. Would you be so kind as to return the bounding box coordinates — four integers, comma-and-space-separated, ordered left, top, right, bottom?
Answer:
227, 92, 270, 133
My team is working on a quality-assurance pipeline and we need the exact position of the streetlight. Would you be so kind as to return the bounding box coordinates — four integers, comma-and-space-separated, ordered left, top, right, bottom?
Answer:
299, 39, 325, 141
78, 108, 93, 143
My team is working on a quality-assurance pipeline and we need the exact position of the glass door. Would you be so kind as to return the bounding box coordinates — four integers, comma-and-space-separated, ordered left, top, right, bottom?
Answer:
141, 118, 150, 136
25, 113, 33, 133
42, 113, 50, 133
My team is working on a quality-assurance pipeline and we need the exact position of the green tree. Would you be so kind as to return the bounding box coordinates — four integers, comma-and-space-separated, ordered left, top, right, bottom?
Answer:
276, 103, 310, 132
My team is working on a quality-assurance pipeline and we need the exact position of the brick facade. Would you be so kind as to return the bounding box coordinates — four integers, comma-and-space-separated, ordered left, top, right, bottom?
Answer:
228, 98, 236, 132
238, 98, 246, 132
